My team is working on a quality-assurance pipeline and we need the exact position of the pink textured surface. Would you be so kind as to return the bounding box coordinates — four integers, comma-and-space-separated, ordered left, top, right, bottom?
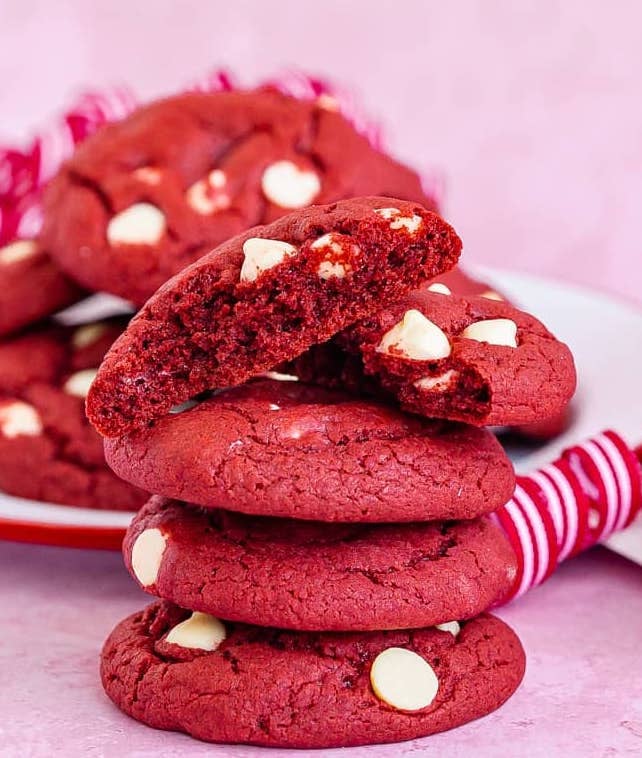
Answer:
1, 542, 641, 756
1, 1, 641, 301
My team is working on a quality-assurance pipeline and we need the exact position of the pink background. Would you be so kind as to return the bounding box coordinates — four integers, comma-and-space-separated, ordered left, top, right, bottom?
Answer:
1, 0, 641, 302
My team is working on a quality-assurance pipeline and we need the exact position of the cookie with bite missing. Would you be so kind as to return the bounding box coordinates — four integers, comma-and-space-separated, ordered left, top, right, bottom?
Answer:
105, 379, 514, 522
101, 601, 525, 748
42, 90, 437, 305
87, 196, 461, 437
288, 289, 576, 427
123, 496, 517, 631
0, 319, 148, 509
0, 238, 84, 337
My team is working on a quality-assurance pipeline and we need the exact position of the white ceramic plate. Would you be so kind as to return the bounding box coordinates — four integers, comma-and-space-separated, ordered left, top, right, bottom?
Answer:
1, 270, 641, 556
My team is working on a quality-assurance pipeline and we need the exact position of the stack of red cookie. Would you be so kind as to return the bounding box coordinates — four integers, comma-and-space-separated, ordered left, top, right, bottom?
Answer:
89, 196, 576, 748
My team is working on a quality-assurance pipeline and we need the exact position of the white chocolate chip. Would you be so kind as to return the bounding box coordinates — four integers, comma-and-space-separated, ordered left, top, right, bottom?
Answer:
435, 620, 460, 636
311, 233, 357, 280
316, 93, 339, 111
377, 310, 451, 361
0, 239, 38, 265
131, 528, 167, 587
0, 401, 43, 438
461, 318, 518, 348
186, 169, 231, 215
374, 207, 422, 234
374, 207, 401, 220
414, 369, 458, 392
107, 203, 166, 246
165, 611, 226, 651
317, 260, 350, 279
427, 282, 451, 295
269, 403, 281, 411
133, 167, 162, 185
370, 647, 439, 711
71, 323, 108, 350
391, 215, 422, 233
481, 290, 504, 301
310, 233, 339, 252
63, 369, 98, 398
261, 160, 321, 208
240, 237, 297, 283
262, 371, 299, 382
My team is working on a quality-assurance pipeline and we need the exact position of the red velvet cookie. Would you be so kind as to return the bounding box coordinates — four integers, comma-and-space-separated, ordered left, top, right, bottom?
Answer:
105, 380, 514, 522
288, 289, 576, 427
87, 197, 461, 437
101, 601, 525, 748
123, 497, 517, 631
42, 90, 437, 305
0, 320, 148, 509
0, 238, 84, 337
427, 266, 507, 301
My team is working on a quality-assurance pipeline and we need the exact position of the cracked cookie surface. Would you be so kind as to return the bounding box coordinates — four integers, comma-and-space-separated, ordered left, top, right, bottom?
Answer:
87, 196, 461, 437
42, 90, 436, 305
123, 497, 518, 631
100, 601, 525, 748
288, 289, 576, 427
105, 379, 514, 521
0, 320, 148, 509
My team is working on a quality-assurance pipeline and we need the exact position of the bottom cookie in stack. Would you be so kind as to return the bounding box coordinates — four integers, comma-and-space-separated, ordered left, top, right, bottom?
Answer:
101, 601, 525, 749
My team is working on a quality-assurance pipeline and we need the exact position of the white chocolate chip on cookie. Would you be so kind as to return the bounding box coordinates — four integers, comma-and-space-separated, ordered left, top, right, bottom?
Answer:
316, 93, 339, 111
435, 620, 461, 636
427, 282, 451, 295
131, 528, 167, 587
311, 233, 358, 280
370, 647, 439, 711
166, 611, 227, 651
377, 310, 451, 361
71, 323, 108, 350
0, 239, 38, 265
240, 238, 297, 283
462, 318, 518, 348
133, 167, 162, 185
186, 169, 231, 215
63, 369, 98, 398
374, 207, 422, 234
480, 290, 504, 301
262, 371, 299, 382
414, 369, 458, 393
261, 160, 321, 208
0, 401, 43, 438
107, 203, 166, 246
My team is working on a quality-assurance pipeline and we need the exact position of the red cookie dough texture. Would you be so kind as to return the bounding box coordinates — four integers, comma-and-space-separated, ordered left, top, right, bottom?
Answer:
0, 320, 148, 509
288, 289, 576, 427
87, 197, 462, 437
123, 497, 518, 631
101, 601, 525, 748
106, 379, 515, 522
0, 238, 84, 337
42, 90, 437, 305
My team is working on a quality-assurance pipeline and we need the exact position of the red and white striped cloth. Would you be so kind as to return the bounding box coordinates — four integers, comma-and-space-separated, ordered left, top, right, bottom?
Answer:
493, 430, 642, 602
